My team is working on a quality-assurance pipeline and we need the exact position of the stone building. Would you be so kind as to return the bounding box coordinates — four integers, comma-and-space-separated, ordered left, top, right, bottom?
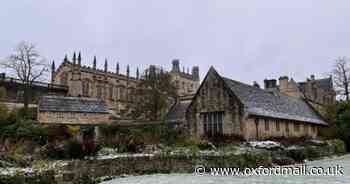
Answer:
51, 53, 200, 118
38, 96, 110, 125
0, 73, 68, 108
52, 53, 139, 116
184, 67, 328, 140
264, 75, 335, 106
170, 59, 200, 96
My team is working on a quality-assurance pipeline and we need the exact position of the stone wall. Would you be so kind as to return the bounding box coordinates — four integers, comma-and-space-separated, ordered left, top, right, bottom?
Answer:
243, 117, 318, 140
38, 111, 110, 125
186, 69, 243, 138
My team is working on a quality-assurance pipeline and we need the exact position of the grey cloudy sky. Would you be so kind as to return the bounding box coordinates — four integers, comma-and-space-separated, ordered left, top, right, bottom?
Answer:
1, 0, 349, 85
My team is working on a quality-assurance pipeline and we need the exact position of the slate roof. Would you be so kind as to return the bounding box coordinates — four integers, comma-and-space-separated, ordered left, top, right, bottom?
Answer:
166, 100, 191, 123
222, 77, 328, 126
39, 96, 109, 113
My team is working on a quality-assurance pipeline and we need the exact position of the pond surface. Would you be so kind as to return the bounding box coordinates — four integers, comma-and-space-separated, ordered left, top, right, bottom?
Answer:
102, 154, 350, 184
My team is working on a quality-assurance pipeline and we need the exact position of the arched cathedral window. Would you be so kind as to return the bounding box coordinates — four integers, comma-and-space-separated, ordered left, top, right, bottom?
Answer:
60, 72, 68, 86
109, 85, 114, 100
82, 80, 90, 97
97, 85, 103, 99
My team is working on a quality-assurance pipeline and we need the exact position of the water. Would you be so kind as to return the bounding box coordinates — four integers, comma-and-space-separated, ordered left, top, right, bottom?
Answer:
102, 154, 350, 184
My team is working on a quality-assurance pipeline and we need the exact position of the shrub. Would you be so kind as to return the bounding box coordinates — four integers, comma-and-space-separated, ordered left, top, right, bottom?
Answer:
44, 139, 101, 159
0, 120, 48, 145
329, 139, 346, 154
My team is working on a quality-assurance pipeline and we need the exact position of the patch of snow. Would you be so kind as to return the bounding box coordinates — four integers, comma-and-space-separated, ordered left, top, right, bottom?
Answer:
248, 141, 283, 150
95, 153, 155, 160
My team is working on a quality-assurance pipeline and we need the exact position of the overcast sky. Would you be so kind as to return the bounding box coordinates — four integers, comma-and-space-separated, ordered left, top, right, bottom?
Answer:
1, 0, 349, 85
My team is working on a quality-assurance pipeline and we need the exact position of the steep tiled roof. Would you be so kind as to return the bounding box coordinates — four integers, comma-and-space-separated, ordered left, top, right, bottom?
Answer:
39, 96, 109, 113
166, 100, 191, 123
222, 77, 328, 126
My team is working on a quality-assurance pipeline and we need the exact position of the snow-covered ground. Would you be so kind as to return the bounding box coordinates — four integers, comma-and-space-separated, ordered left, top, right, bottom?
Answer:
102, 154, 350, 184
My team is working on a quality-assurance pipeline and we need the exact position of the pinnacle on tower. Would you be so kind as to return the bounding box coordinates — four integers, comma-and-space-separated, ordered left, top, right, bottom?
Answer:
104, 58, 108, 72
78, 52, 81, 66
116, 62, 120, 75
93, 56, 97, 70
51, 60, 56, 72
72, 52, 76, 65
64, 55, 68, 63
136, 67, 139, 79
127, 65, 130, 78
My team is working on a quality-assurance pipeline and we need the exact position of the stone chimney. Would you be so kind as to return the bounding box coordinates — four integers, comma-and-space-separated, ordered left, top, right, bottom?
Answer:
279, 76, 289, 92
172, 59, 180, 72
264, 79, 277, 90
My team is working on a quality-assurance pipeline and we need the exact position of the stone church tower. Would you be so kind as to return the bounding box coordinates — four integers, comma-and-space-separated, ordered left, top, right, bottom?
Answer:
170, 59, 200, 96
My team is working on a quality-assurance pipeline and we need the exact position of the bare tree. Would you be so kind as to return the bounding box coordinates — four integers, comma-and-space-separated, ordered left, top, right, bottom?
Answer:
0, 41, 48, 112
333, 57, 350, 101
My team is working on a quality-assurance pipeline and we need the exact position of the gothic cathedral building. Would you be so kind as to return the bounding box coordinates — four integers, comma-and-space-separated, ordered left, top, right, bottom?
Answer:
51, 52, 200, 117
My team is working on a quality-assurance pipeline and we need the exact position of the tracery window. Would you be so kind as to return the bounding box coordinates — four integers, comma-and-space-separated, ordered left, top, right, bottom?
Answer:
60, 72, 68, 86
82, 80, 90, 97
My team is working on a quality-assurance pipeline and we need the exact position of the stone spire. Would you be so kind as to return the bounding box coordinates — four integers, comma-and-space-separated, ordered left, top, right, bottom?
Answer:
78, 52, 81, 66
136, 67, 139, 79
51, 60, 56, 72
72, 52, 76, 65
64, 55, 68, 63
51, 60, 56, 84
183, 66, 185, 73
116, 62, 120, 75
104, 58, 108, 72
127, 65, 130, 78
93, 56, 97, 70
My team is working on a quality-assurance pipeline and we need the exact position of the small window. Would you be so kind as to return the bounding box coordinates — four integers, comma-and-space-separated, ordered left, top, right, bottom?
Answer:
264, 119, 269, 131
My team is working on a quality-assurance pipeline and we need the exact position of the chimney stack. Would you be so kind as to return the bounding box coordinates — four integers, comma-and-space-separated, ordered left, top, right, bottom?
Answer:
264, 79, 277, 89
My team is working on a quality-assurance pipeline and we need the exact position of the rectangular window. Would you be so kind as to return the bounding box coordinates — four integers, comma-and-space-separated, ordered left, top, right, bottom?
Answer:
276, 120, 280, 131
264, 119, 269, 131
201, 112, 224, 137
203, 114, 207, 135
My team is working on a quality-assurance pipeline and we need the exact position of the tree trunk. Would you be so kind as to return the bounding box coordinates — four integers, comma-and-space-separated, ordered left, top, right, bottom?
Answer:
23, 83, 30, 115
345, 83, 349, 101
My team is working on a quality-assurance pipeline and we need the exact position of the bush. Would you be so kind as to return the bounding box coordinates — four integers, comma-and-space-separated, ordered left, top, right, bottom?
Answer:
329, 139, 346, 154
44, 139, 101, 159
0, 120, 48, 145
